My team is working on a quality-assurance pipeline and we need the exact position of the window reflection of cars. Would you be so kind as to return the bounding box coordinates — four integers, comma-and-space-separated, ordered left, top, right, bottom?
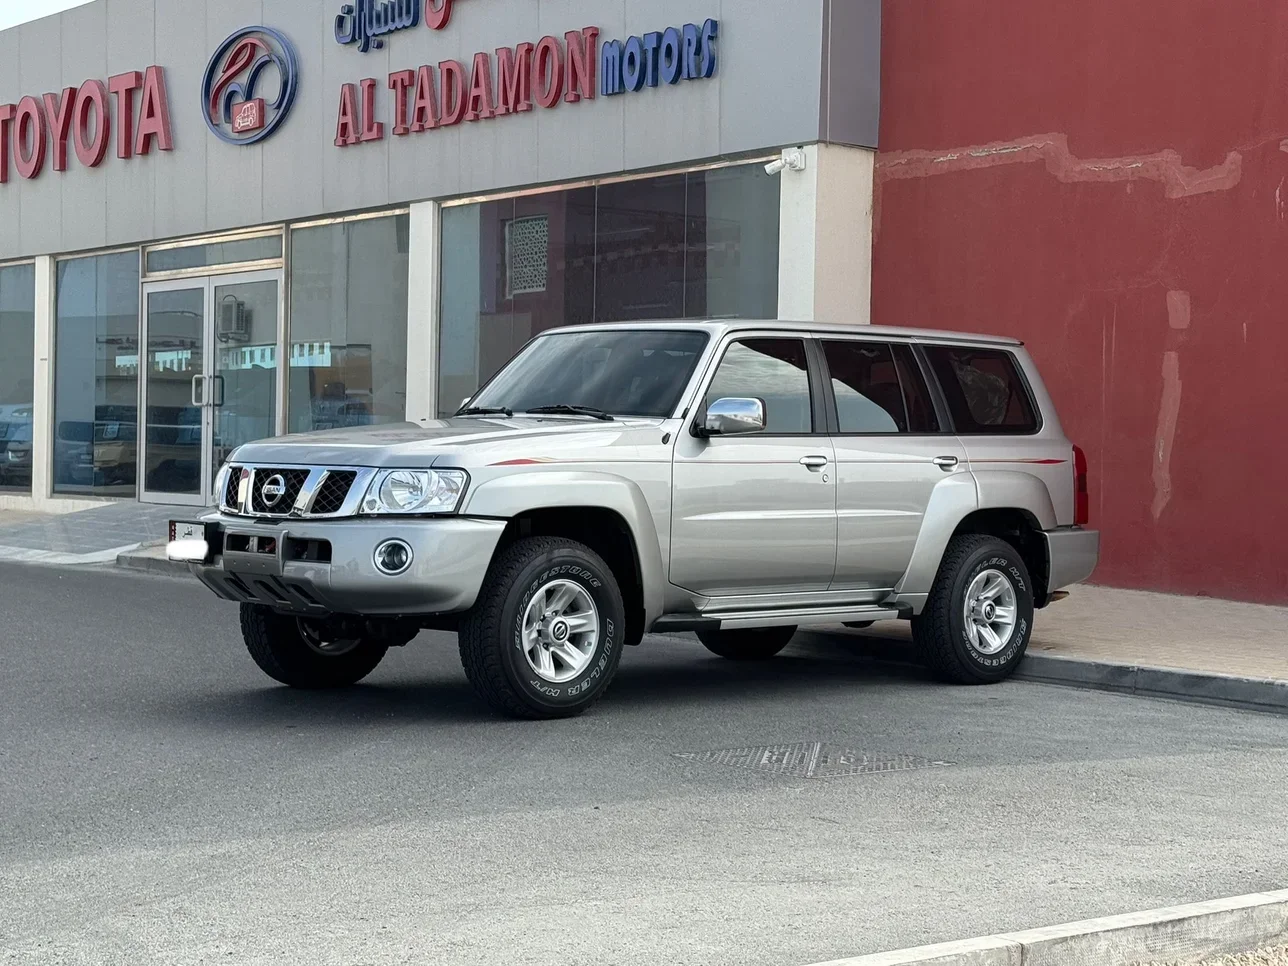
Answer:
0, 404, 34, 486
143, 403, 201, 492
54, 406, 140, 488
310, 397, 374, 431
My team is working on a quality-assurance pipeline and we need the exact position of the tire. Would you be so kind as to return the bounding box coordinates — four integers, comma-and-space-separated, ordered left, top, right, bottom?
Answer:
458, 536, 626, 720
697, 626, 797, 661
912, 534, 1035, 684
240, 604, 389, 689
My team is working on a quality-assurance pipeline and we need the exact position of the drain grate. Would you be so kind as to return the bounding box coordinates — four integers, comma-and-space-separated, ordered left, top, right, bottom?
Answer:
674, 742, 954, 779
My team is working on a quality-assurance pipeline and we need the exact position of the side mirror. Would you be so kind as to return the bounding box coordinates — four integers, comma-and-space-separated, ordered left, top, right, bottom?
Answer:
699, 397, 766, 437
460, 397, 472, 410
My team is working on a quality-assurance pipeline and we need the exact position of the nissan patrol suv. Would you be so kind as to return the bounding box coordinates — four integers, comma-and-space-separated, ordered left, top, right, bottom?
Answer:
169, 321, 1099, 719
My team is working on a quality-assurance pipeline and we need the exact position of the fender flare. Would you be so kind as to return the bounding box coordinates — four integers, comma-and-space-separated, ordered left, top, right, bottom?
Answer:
894, 474, 979, 597
896, 469, 1058, 597
971, 470, 1059, 531
462, 471, 667, 625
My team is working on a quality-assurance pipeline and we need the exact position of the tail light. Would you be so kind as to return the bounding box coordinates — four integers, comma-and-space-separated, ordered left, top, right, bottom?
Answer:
1073, 444, 1090, 526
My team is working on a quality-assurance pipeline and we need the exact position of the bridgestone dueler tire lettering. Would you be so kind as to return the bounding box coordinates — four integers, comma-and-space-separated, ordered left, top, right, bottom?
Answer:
239, 604, 389, 688
458, 536, 626, 720
912, 533, 1035, 684
696, 626, 797, 661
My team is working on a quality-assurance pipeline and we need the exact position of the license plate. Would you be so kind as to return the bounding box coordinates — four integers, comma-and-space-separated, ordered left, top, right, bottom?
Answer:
169, 520, 207, 542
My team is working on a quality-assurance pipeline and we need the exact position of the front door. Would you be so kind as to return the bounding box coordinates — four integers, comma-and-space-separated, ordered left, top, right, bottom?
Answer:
670, 336, 838, 598
139, 271, 280, 505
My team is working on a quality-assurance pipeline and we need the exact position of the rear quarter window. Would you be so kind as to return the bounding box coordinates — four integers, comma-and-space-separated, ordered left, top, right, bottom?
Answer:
923, 346, 1040, 434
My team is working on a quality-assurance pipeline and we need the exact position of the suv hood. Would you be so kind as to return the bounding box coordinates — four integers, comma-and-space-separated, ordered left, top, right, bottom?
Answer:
228, 416, 661, 468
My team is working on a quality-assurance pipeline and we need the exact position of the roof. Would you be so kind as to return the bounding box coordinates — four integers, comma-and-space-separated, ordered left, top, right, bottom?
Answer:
540, 319, 1024, 347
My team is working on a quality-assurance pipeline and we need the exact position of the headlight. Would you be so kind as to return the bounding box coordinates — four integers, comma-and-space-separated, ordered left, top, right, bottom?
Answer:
361, 469, 468, 515
213, 463, 231, 503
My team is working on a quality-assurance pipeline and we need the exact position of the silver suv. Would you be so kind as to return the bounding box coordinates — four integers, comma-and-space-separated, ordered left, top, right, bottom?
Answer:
170, 321, 1099, 719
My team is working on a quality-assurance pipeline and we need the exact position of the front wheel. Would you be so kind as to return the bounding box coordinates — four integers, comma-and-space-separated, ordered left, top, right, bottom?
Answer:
912, 534, 1035, 683
458, 537, 626, 719
240, 605, 390, 688
697, 626, 797, 660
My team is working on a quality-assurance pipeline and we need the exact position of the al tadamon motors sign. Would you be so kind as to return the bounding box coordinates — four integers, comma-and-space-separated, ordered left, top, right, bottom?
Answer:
330, 0, 720, 146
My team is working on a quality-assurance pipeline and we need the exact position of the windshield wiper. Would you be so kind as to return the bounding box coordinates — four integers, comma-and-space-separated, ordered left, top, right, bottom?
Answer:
455, 406, 513, 417
524, 405, 615, 421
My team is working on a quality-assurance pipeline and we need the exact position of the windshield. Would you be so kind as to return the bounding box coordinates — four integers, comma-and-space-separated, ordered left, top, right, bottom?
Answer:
467, 329, 710, 418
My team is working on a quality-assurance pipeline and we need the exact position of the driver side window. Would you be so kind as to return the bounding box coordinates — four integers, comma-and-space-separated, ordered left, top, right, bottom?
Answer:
704, 338, 813, 434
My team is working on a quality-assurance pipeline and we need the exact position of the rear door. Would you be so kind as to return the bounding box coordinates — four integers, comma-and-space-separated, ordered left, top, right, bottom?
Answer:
670, 336, 837, 597
820, 338, 968, 591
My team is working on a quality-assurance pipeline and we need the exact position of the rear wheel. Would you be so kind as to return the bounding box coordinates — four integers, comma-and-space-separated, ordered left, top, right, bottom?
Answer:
697, 626, 797, 661
912, 534, 1035, 683
240, 605, 390, 688
459, 537, 626, 719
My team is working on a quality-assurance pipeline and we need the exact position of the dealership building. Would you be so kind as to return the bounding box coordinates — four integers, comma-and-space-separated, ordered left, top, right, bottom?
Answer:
0, 0, 879, 509
7, 0, 1281, 605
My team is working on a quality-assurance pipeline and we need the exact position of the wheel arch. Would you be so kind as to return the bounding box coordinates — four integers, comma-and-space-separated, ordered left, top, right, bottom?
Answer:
466, 472, 666, 640
895, 470, 1057, 608
949, 507, 1050, 607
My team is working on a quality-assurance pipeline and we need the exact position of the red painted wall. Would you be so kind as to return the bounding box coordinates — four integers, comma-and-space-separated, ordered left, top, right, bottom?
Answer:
873, 0, 1288, 604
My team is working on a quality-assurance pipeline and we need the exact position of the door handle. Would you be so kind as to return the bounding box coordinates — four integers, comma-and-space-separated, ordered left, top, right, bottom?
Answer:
191, 375, 205, 407
799, 455, 829, 470
210, 375, 225, 407
933, 456, 959, 470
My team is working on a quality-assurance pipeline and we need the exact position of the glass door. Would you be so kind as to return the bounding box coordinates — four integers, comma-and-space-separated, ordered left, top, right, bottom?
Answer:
139, 271, 281, 505
210, 273, 280, 489
140, 281, 207, 505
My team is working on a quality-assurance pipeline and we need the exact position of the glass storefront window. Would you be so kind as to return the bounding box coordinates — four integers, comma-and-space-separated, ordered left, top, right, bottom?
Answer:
0, 263, 36, 494
288, 215, 409, 433
437, 162, 781, 417
54, 252, 141, 497
145, 234, 283, 274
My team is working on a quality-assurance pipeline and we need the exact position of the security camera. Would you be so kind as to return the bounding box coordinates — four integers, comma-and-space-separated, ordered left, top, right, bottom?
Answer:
764, 149, 807, 176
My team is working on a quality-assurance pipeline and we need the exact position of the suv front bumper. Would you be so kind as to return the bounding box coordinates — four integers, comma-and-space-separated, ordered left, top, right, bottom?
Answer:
181, 514, 507, 617
1044, 527, 1100, 595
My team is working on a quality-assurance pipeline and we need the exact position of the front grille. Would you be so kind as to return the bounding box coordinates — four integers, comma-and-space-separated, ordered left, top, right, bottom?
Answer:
310, 471, 357, 515
219, 464, 370, 519
224, 467, 243, 508
249, 468, 310, 515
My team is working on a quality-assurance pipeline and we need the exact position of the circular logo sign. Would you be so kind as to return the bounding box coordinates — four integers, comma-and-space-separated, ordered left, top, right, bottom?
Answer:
260, 474, 288, 507
202, 25, 299, 146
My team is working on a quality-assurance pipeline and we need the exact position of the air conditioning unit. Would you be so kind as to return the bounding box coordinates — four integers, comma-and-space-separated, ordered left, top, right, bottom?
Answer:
217, 298, 250, 343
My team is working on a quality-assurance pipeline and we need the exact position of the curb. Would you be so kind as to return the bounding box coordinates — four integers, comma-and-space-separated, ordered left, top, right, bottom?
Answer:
115, 545, 192, 577
787, 632, 1288, 718
1016, 654, 1288, 716
805, 890, 1288, 966
0, 542, 141, 567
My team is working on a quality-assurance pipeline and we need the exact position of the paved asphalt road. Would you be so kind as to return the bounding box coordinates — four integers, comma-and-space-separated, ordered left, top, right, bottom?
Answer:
2, 563, 1286, 966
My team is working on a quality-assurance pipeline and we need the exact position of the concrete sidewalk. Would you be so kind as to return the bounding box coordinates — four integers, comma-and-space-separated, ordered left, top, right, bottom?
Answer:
0, 503, 176, 566
829, 585, 1288, 683
808, 585, 1288, 714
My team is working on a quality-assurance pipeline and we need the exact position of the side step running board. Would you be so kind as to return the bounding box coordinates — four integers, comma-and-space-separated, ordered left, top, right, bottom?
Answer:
652, 605, 903, 634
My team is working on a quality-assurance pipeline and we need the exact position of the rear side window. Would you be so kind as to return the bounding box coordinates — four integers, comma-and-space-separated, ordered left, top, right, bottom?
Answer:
924, 346, 1039, 434
822, 341, 939, 434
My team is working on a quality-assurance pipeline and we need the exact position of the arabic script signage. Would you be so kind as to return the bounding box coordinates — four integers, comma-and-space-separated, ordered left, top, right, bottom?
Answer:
335, 0, 458, 53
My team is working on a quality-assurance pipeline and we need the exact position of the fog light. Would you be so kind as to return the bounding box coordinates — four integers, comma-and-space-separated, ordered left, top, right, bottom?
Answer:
373, 539, 413, 576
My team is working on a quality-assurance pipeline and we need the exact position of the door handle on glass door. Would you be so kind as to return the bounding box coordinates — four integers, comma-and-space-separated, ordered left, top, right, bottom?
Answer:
190, 375, 205, 408
800, 455, 829, 470
210, 375, 225, 407
933, 456, 959, 469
